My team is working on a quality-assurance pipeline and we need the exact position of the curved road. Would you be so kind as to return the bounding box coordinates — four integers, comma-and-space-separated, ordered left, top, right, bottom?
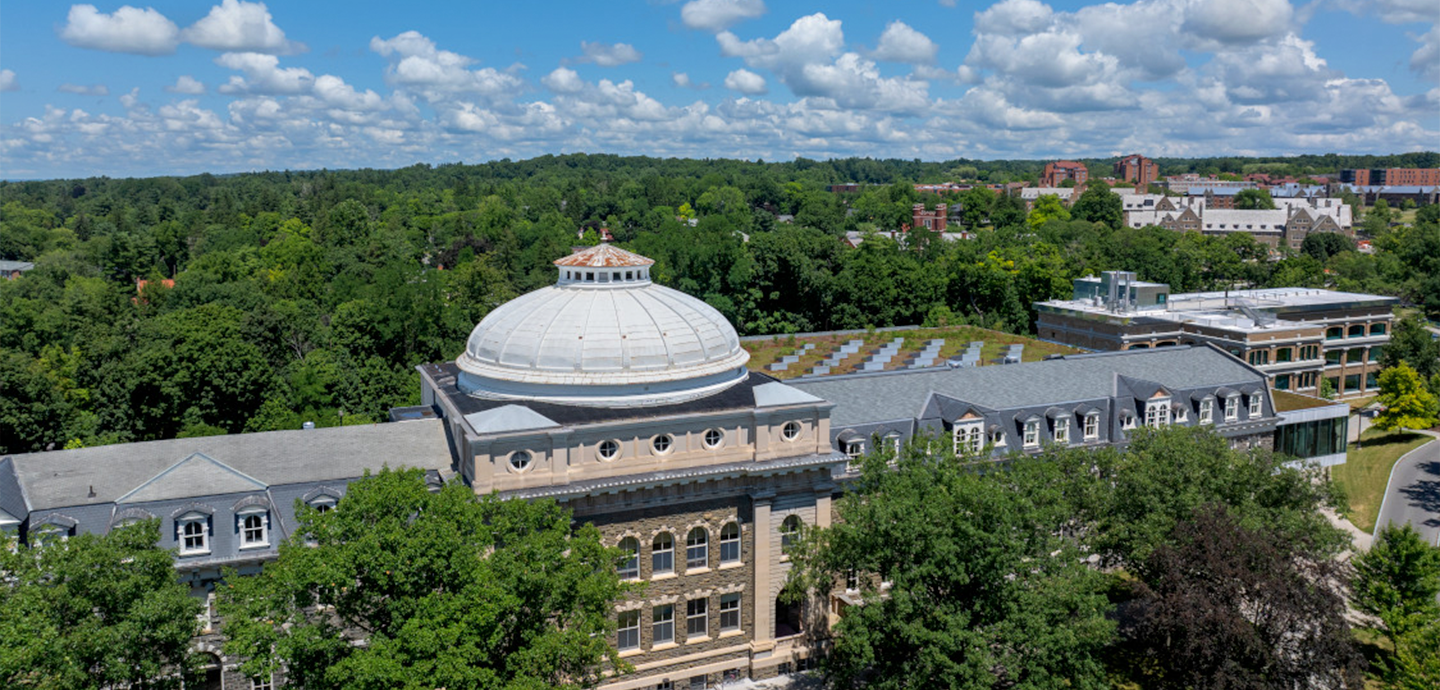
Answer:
1375, 431, 1440, 546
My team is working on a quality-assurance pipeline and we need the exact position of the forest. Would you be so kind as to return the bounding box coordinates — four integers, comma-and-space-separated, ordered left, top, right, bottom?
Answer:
2, 153, 1437, 453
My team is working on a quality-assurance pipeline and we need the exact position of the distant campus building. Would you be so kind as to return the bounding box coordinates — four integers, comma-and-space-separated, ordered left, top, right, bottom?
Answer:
1, 248, 1361, 688
1041, 160, 1088, 187
1118, 193, 1352, 250
1113, 154, 1158, 189
1036, 271, 1397, 400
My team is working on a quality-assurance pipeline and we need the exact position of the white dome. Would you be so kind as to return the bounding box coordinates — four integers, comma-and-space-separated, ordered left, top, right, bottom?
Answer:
456, 245, 750, 407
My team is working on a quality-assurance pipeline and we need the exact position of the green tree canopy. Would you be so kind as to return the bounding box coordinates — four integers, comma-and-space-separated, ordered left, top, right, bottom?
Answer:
1070, 180, 1122, 230
217, 468, 628, 690
0, 520, 201, 689
1353, 522, 1440, 647
1375, 362, 1439, 431
1234, 188, 1276, 209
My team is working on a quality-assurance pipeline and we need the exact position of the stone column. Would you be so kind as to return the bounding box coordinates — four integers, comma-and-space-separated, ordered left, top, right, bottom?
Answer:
751, 490, 775, 649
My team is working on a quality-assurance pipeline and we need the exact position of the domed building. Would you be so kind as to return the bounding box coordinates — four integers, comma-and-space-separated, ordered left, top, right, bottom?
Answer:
419, 244, 847, 687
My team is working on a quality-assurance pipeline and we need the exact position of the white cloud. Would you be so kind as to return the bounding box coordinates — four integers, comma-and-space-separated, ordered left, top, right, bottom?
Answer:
182, 0, 305, 54
974, 0, 1055, 36
1368, 0, 1437, 24
724, 68, 768, 94
872, 21, 939, 64
58, 83, 110, 96
370, 31, 524, 102
0, 70, 16, 92
1409, 24, 1439, 83
1182, 0, 1294, 46
577, 41, 643, 67
215, 52, 314, 94
543, 67, 585, 93
673, 72, 693, 88
681, 0, 766, 31
165, 75, 207, 94
59, 4, 180, 55
313, 74, 384, 110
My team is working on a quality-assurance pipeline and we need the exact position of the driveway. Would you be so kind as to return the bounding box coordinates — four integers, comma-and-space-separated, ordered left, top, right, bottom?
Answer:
1375, 430, 1440, 546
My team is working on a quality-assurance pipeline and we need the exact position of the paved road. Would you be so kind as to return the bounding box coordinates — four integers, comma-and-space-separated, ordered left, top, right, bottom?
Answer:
1375, 431, 1440, 546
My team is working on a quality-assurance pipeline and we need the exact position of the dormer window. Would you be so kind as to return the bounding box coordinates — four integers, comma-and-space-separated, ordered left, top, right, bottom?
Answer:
1052, 418, 1070, 444
1023, 420, 1040, 448
1144, 400, 1171, 428
237, 508, 269, 549
1200, 399, 1214, 424
953, 421, 983, 455
845, 440, 864, 458
1248, 394, 1262, 418
1084, 413, 1099, 440
1224, 395, 1239, 421
177, 514, 210, 556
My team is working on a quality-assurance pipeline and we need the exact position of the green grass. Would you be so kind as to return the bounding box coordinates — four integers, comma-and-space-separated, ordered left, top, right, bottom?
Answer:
1333, 428, 1433, 533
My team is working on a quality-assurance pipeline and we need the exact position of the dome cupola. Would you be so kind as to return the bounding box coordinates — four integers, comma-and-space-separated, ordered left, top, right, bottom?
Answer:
456, 245, 750, 408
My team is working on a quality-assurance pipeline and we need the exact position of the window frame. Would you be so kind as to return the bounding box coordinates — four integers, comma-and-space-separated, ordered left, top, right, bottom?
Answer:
702, 428, 725, 450
1083, 413, 1099, 440
719, 522, 741, 564
1052, 417, 1069, 444
781, 421, 801, 442
685, 527, 708, 570
1200, 398, 1214, 424
1144, 400, 1171, 428
952, 421, 983, 455
686, 597, 708, 638
652, 532, 674, 575
178, 514, 210, 556
617, 610, 641, 651
844, 440, 864, 458
617, 537, 640, 580
508, 450, 533, 472
1023, 420, 1040, 447
238, 509, 269, 549
597, 439, 621, 461
780, 515, 802, 555
1224, 395, 1239, 421
652, 434, 673, 455
653, 604, 675, 645
719, 593, 741, 632
1249, 394, 1262, 418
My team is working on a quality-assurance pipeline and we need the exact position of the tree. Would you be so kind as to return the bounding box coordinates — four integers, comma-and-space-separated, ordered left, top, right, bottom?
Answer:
786, 444, 1115, 690
1070, 180, 1122, 230
958, 186, 995, 229
1234, 188, 1276, 210
1128, 504, 1364, 689
0, 520, 201, 689
1352, 522, 1440, 647
1381, 313, 1440, 380
1374, 362, 1439, 432
1027, 194, 1071, 231
1385, 620, 1440, 689
1300, 231, 1354, 261
217, 468, 628, 690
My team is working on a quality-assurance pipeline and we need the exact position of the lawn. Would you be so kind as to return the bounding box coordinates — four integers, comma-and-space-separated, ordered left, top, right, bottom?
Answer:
1333, 427, 1434, 533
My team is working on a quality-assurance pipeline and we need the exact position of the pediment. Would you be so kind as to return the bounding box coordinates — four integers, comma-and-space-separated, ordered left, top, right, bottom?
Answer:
117, 453, 267, 504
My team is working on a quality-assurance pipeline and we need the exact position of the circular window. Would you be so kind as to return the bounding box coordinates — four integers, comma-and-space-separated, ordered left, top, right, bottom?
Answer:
509, 450, 533, 471
703, 428, 724, 449
652, 434, 673, 454
598, 439, 621, 461
781, 421, 801, 441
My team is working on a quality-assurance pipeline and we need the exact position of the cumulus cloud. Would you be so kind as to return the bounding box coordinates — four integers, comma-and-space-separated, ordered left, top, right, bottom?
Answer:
0, 70, 16, 92
182, 0, 305, 54
724, 68, 768, 94
215, 52, 314, 94
1366, 0, 1437, 24
1410, 24, 1439, 83
872, 21, 939, 64
1182, 0, 1294, 46
681, 0, 766, 31
165, 75, 207, 94
59, 4, 180, 55
576, 41, 643, 67
543, 67, 586, 93
370, 31, 524, 102
58, 83, 110, 96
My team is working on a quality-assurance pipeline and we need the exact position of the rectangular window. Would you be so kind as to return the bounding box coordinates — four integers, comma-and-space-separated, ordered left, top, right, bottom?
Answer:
1300, 345, 1319, 360
1326, 326, 1343, 340
1275, 347, 1292, 363
252, 676, 273, 690
686, 598, 708, 638
719, 594, 741, 632
1366, 372, 1379, 389
845, 441, 863, 458
1052, 418, 1069, 444
1275, 374, 1291, 390
1249, 395, 1262, 417
1345, 374, 1361, 392
1325, 350, 1343, 365
179, 518, 209, 555
1145, 401, 1171, 428
618, 610, 640, 651
1023, 421, 1039, 448
689, 677, 706, 690
1200, 399, 1214, 424
652, 535, 673, 575
953, 423, 982, 455
240, 512, 267, 546
719, 525, 740, 564
1247, 350, 1270, 366
653, 605, 674, 645
1224, 396, 1238, 421
1369, 346, 1382, 362
1347, 348, 1366, 364
1084, 414, 1099, 440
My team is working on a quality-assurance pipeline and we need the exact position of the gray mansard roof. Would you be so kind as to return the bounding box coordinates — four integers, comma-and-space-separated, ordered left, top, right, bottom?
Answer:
5, 420, 455, 513
788, 346, 1265, 429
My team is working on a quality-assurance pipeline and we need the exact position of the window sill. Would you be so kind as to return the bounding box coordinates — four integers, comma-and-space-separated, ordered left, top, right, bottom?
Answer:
238, 543, 270, 551
650, 572, 677, 581
179, 550, 211, 557
720, 629, 744, 638
719, 561, 745, 570
618, 648, 643, 658
686, 566, 711, 576
685, 635, 711, 644
651, 642, 678, 652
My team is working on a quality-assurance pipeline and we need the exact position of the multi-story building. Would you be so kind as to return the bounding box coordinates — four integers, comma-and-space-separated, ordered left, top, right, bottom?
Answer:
1035, 272, 1397, 399
911, 203, 947, 231
1113, 154, 1158, 189
1020, 186, 1077, 209
1162, 174, 1257, 194
1339, 168, 1440, 187
0, 247, 1361, 690
1041, 160, 1088, 187
1120, 194, 1353, 249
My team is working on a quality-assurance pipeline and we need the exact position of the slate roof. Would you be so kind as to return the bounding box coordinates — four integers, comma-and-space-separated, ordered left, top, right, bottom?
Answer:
787, 346, 1263, 428
4, 420, 455, 511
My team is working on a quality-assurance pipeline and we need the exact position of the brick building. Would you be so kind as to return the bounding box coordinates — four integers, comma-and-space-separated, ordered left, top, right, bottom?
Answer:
1113, 154, 1158, 188
1338, 168, 1440, 187
911, 203, 947, 232
1041, 160, 1088, 187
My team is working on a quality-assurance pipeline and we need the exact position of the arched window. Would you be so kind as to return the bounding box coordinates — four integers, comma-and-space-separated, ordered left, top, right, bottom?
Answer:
617, 537, 640, 580
179, 516, 209, 555
652, 532, 674, 574
720, 522, 741, 564
686, 527, 708, 569
238, 509, 269, 548
781, 515, 802, 554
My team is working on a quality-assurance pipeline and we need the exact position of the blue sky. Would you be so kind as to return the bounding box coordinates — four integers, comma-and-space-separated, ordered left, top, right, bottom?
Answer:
1, 0, 1436, 179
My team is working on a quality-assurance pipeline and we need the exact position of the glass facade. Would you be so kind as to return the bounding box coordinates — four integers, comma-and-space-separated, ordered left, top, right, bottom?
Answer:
1275, 416, 1348, 459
